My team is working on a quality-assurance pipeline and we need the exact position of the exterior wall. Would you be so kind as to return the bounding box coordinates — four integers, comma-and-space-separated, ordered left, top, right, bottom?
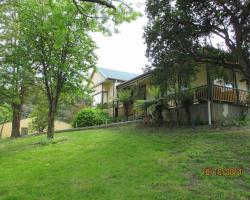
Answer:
103, 80, 123, 104
163, 102, 209, 124
211, 102, 249, 123
91, 71, 106, 106
144, 79, 154, 100
236, 71, 248, 91
192, 65, 207, 87
91, 71, 106, 86
92, 84, 103, 106
93, 84, 102, 94
163, 102, 250, 125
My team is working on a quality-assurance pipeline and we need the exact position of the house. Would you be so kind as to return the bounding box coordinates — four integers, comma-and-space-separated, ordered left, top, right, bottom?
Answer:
116, 65, 250, 124
90, 67, 138, 116
91, 65, 250, 124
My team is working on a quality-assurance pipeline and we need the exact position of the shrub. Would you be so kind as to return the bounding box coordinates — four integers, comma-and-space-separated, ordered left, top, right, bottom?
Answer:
220, 114, 250, 127
72, 108, 111, 128
112, 116, 127, 123
29, 103, 48, 133
232, 115, 250, 127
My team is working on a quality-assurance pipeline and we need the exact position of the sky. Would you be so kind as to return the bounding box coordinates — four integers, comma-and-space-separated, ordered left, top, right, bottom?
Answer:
92, 0, 147, 75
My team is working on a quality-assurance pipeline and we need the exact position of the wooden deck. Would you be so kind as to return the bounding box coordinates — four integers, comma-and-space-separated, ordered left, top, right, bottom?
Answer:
166, 85, 250, 107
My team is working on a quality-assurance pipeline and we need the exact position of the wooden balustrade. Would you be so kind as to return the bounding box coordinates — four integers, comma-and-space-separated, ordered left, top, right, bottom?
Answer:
165, 85, 250, 107
194, 85, 208, 101
212, 85, 237, 103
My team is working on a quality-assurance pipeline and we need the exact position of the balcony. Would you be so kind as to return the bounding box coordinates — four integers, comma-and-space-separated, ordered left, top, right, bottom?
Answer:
166, 85, 250, 107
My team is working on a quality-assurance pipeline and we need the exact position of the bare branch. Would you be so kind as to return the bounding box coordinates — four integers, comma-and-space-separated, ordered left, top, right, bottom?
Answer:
73, 0, 110, 19
78, 0, 116, 9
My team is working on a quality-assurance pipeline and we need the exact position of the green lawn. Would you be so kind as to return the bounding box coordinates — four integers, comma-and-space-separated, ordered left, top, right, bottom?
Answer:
0, 125, 249, 200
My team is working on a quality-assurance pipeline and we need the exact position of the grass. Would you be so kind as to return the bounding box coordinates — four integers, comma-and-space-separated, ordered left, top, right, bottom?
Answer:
0, 125, 249, 200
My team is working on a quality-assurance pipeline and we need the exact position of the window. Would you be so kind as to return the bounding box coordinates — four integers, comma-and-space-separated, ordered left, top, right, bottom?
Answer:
179, 75, 189, 91
93, 93, 102, 106
211, 68, 235, 88
138, 85, 146, 100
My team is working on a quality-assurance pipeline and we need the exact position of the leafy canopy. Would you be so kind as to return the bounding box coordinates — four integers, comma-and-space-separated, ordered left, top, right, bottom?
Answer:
145, 0, 250, 86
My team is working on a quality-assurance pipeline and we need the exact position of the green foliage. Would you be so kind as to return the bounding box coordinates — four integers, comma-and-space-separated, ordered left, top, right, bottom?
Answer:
147, 85, 160, 100
117, 89, 133, 120
72, 108, 111, 128
29, 97, 48, 133
117, 89, 133, 103
111, 116, 127, 123
221, 114, 250, 127
144, 0, 250, 85
96, 103, 109, 109
14, 0, 139, 137
0, 103, 12, 124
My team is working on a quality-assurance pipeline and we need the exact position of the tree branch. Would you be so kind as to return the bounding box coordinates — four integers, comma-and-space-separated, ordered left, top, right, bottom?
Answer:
78, 0, 116, 9
73, 0, 110, 19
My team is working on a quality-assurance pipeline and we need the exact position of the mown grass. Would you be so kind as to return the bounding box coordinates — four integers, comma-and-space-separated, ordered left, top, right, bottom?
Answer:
0, 125, 249, 200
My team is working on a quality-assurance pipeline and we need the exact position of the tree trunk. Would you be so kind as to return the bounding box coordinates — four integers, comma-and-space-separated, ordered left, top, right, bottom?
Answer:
0, 117, 7, 138
183, 103, 192, 125
156, 105, 163, 126
176, 106, 181, 127
47, 103, 56, 139
11, 104, 21, 138
124, 103, 129, 121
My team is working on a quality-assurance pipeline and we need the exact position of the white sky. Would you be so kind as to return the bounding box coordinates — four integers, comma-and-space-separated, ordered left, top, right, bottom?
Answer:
92, 0, 147, 75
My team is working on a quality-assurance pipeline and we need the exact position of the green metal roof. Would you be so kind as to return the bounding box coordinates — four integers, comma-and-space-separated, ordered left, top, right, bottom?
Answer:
99, 68, 138, 81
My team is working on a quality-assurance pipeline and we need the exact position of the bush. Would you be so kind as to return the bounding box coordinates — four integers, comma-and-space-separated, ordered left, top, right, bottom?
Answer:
112, 116, 127, 123
232, 115, 250, 126
72, 108, 111, 128
29, 103, 48, 133
220, 114, 250, 127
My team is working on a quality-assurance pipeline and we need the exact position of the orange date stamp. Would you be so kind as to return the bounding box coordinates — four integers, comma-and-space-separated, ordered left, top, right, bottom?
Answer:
203, 167, 243, 176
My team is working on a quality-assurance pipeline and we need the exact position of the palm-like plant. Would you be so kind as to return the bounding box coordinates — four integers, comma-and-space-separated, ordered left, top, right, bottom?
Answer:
135, 85, 164, 125
117, 89, 132, 121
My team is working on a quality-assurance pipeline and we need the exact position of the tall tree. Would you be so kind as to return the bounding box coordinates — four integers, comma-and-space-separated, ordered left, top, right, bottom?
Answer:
18, 0, 139, 138
0, 1, 34, 137
145, 0, 250, 85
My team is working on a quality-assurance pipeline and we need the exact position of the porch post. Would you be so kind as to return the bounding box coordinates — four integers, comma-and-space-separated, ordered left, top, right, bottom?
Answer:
112, 80, 115, 117
101, 83, 103, 105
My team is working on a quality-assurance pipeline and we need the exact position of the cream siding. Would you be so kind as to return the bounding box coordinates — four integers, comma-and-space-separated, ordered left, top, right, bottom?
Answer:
91, 71, 106, 86
192, 65, 207, 87
236, 72, 248, 91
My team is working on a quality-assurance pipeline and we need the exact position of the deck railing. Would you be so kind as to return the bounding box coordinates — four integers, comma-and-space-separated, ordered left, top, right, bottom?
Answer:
166, 85, 250, 107
212, 85, 238, 103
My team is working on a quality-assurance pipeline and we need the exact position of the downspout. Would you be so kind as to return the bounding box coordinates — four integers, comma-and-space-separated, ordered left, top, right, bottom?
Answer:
206, 64, 212, 125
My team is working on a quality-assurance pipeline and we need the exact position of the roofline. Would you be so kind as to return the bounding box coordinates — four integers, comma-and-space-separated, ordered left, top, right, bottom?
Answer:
117, 71, 153, 89
91, 78, 125, 89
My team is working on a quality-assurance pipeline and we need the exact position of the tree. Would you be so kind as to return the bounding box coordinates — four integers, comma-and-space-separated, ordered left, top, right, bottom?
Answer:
117, 89, 133, 120
0, 103, 12, 138
0, 1, 34, 138
29, 93, 48, 133
18, 0, 139, 138
144, 0, 250, 84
